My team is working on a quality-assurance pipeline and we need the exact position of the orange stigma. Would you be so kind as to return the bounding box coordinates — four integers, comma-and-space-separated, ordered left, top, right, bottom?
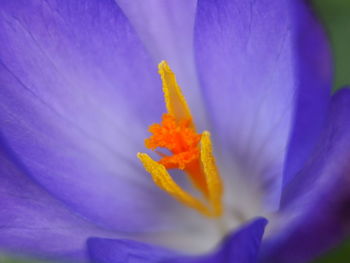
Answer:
145, 113, 201, 170
138, 61, 223, 217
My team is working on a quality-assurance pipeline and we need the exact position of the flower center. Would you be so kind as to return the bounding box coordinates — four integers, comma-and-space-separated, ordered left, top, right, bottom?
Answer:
137, 61, 224, 218
145, 113, 201, 171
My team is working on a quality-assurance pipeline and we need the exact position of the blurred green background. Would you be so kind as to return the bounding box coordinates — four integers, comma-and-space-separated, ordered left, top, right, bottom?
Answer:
0, 0, 349, 263
314, 0, 350, 91
311, 0, 350, 261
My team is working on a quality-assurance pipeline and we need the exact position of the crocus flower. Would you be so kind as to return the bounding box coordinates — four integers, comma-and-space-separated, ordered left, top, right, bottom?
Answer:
0, 0, 349, 263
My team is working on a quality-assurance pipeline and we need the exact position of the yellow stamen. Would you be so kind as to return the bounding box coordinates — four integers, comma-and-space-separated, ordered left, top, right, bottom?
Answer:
158, 61, 194, 128
200, 131, 223, 217
138, 61, 224, 217
137, 153, 211, 217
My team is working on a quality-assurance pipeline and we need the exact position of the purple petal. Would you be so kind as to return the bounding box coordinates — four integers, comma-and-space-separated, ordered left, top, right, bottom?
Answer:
0, 142, 112, 262
116, 0, 196, 65
194, 0, 331, 208
88, 238, 176, 263
116, 0, 207, 128
0, 0, 182, 232
261, 88, 350, 263
87, 218, 267, 263
282, 0, 332, 188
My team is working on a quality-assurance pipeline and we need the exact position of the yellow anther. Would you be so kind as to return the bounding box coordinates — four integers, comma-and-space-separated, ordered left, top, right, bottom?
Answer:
200, 131, 223, 217
138, 61, 224, 218
159, 61, 194, 128
137, 153, 212, 217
